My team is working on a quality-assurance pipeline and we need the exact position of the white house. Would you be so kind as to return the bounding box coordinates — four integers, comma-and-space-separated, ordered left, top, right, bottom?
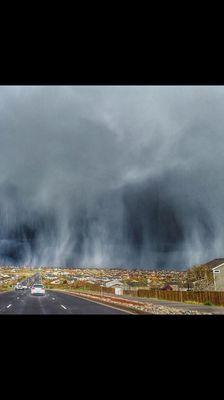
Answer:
212, 263, 224, 291
105, 279, 124, 288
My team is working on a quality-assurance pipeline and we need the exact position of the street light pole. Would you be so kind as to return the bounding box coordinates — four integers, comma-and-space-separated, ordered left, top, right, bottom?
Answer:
100, 270, 103, 297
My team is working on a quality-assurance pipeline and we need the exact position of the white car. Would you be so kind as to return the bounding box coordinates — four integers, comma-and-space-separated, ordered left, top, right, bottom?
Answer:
31, 284, 46, 296
15, 284, 23, 290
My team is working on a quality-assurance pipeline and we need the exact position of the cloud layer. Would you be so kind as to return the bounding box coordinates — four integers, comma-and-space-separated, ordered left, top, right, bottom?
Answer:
0, 86, 223, 268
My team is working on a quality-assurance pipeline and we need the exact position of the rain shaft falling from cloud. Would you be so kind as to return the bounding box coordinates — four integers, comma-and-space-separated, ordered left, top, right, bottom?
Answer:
0, 86, 223, 268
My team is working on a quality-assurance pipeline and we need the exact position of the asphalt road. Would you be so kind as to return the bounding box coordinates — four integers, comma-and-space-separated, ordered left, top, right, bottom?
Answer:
0, 289, 129, 314
0, 273, 128, 314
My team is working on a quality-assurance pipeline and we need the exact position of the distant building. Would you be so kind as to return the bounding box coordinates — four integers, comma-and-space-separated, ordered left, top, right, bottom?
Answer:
161, 284, 174, 291
213, 263, 224, 291
105, 279, 123, 288
161, 283, 179, 291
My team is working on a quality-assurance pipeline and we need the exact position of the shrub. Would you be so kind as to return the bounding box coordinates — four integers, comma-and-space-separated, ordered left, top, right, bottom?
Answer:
204, 300, 212, 306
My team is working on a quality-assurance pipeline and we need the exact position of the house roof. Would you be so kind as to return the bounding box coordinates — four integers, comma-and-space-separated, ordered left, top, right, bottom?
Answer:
161, 284, 175, 290
212, 262, 224, 271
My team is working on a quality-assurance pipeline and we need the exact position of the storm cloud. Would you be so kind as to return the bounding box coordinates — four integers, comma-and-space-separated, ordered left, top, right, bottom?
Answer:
0, 85, 223, 268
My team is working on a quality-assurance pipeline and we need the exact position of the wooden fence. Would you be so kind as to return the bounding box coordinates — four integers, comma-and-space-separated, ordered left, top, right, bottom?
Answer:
70, 281, 224, 306
76, 283, 115, 295
123, 288, 224, 306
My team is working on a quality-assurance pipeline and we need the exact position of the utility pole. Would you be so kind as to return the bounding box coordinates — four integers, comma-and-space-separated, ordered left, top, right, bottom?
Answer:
100, 269, 103, 297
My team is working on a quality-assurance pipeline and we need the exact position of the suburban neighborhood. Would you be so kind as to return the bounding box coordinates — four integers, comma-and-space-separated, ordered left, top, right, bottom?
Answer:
1, 258, 224, 293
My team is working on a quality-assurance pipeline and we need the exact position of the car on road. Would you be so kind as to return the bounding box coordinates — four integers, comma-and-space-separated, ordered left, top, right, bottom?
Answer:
31, 284, 46, 296
15, 284, 24, 290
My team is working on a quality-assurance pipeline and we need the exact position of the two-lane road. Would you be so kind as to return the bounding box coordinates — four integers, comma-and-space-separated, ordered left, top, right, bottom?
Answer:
0, 289, 129, 314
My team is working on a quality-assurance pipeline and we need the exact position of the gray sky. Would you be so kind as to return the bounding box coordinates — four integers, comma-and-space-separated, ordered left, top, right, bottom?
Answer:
0, 86, 224, 268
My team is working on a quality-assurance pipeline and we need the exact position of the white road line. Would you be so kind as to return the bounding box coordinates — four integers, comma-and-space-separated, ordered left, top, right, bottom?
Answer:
61, 304, 67, 310
52, 298, 55, 300
6, 304, 12, 308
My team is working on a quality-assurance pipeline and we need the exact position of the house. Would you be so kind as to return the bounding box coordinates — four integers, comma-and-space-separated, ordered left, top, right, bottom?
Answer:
161, 283, 179, 291
105, 279, 123, 288
161, 284, 174, 291
212, 263, 224, 291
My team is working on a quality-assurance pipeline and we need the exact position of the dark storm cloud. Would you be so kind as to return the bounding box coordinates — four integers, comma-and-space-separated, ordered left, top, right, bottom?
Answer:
0, 86, 224, 268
